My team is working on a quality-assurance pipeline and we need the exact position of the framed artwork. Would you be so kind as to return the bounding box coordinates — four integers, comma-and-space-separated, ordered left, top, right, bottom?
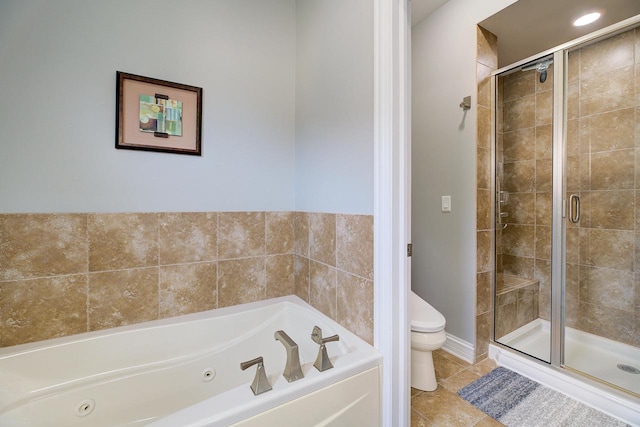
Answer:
116, 71, 202, 156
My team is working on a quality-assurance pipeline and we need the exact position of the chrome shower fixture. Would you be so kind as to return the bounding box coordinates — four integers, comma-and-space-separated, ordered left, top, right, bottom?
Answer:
522, 58, 553, 84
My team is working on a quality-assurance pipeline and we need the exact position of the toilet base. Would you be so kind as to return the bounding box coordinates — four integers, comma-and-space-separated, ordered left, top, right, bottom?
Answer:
411, 348, 437, 391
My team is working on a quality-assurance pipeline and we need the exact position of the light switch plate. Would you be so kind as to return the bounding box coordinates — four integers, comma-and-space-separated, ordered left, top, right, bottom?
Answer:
442, 195, 451, 212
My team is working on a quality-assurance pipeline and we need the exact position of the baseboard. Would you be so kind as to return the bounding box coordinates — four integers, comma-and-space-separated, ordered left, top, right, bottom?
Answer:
442, 332, 474, 364
489, 344, 640, 426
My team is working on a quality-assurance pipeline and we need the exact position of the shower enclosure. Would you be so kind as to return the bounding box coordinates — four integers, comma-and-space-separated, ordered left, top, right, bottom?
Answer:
493, 19, 640, 397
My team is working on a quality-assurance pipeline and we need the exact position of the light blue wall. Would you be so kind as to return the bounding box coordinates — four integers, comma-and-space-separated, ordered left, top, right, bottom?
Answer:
0, 0, 374, 215
411, 0, 518, 343
0, 0, 297, 213
294, 0, 374, 215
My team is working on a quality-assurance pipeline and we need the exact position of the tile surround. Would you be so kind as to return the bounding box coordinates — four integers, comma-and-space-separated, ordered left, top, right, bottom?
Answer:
0, 211, 373, 347
475, 26, 498, 361
483, 26, 640, 351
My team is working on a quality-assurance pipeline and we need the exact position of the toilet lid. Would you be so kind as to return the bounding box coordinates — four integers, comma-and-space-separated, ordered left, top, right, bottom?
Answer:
410, 291, 446, 333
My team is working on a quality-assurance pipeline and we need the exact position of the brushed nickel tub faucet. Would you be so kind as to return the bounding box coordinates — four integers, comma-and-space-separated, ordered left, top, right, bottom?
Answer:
274, 330, 304, 382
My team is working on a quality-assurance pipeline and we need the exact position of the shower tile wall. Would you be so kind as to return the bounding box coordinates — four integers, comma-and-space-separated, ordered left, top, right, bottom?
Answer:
566, 28, 639, 348
0, 211, 373, 347
496, 65, 553, 337
475, 26, 498, 361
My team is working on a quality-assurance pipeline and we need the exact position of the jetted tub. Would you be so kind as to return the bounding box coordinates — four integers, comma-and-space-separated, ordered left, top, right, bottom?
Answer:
0, 296, 382, 426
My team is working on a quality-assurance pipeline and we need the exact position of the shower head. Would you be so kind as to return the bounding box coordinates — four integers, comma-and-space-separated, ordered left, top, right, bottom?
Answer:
522, 58, 553, 84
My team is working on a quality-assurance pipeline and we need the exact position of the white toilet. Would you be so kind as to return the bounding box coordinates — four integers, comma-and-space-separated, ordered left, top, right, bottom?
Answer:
410, 290, 447, 391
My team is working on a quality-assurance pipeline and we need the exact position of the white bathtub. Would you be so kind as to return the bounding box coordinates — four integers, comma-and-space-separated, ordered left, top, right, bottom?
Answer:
0, 296, 382, 427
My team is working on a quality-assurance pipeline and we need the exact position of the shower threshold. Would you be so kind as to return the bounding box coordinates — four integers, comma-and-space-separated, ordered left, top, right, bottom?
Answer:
498, 319, 640, 396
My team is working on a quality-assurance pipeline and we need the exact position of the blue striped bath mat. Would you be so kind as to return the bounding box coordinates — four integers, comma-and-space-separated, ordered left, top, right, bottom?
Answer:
458, 367, 630, 427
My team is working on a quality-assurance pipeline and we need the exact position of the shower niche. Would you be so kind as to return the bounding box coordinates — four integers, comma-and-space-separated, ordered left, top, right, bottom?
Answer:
492, 22, 640, 397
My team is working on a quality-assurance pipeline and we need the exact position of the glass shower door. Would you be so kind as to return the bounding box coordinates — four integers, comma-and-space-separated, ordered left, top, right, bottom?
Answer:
494, 55, 554, 363
563, 29, 640, 396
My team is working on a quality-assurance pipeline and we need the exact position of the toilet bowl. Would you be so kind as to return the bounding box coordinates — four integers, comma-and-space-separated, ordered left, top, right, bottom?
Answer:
410, 290, 446, 391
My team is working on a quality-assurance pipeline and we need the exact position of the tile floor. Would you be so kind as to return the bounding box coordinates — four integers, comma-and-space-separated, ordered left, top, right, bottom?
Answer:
411, 350, 505, 426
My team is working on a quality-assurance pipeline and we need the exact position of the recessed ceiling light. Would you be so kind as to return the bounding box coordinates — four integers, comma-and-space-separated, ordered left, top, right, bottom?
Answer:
573, 12, 601, 27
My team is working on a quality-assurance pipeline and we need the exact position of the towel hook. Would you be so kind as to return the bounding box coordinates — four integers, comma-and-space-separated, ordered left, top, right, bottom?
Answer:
459, 96, 471, 110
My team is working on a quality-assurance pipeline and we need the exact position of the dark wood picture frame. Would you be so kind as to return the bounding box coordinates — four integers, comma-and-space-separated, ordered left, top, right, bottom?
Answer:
116, 71, 202, 156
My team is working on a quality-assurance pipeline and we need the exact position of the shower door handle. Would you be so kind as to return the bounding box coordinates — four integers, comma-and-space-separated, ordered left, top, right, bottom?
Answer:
569, 194, 580, 223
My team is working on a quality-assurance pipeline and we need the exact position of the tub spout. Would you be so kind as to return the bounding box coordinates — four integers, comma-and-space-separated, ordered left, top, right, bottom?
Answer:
274, 330, 304, 382
311, 326, 340, 372
240, 356, 272, 395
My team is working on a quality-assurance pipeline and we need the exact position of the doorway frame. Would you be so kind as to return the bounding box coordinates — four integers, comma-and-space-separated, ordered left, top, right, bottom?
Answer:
374, 0, 411, 425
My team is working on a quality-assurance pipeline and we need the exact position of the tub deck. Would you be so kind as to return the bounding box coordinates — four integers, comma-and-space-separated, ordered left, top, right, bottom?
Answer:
0, 296, 381, 427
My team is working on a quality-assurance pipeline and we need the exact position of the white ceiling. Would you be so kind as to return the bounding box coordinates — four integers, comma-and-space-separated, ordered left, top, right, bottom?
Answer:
479, 0, 640, 68
411, 0, 449, 27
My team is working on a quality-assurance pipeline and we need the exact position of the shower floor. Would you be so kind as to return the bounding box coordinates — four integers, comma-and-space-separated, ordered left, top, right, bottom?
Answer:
499, 319, 640, 396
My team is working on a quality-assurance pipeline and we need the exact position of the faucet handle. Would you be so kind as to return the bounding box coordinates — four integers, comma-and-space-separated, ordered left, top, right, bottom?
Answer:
240, 356, 272, 395
311, 326, 339, 345
311, 326, 339, 372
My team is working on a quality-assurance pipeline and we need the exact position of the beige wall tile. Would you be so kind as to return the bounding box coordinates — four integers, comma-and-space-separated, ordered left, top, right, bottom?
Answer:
535, 226, 551, 261
218, 257, 265, 308
566, 155, 580, 192
502, 254, 534, 278
477, 189, 492, 231
1, 275, 87, 346
534, 259, 551, 296
591, 149, 635, 190
503, 95, 535, 132
587, 108, 635, 153
535, 91, 553, 127
475, 311, 491, 360
159, 212, 217, 265
578, 303, 635, 346
503, 128, 535, 162
477, 26, 497, 69
580, 30, 634, 78
266, 254, 294, 298
477, 147, 491, 190
584, 229, 634, 271
582, 190, 635, 230
218, 212, 265, 260
567, 82, 579, 120
581, 266, 635, 312
504, 193, 534, 225
477, 106, 492, 151
535, 159, 552, 192
566, 119, 579, 156
476, 271, 492, 315
503, 71, 535, 103
309, 212, 336, 267
580, 66, 634, 116
159, 263, 217, 317
636, 28, 640, 64
294, 255, 310, 302
535, 193, 552, 226
476, 230, 492, 273
310, 260, 337, 320
503, 160, 535, 193
0, 210, 374, 347
89, 268, 158, 331
293, 212, 309, 257
266, 211, 294, 255
477, 63, 493, 108
502, 225, 535, 258
336, 214, 373, 280
89, 213, 158, 271
0, 214, 87, 280
337, 271, 373, 344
